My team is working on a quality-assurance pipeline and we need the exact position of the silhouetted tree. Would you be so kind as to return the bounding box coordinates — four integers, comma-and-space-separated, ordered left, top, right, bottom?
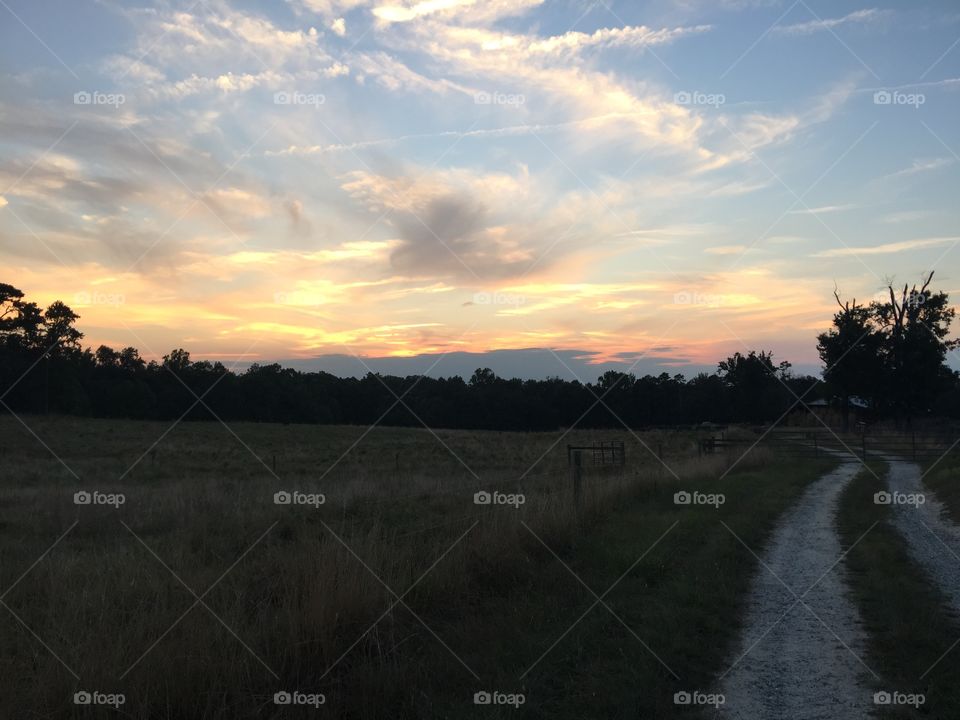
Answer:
871, 272, 959, 426
469, 368, 497, 386
717, 351, 787, 423
1, 281, 956, 429
817, 290, 884, 431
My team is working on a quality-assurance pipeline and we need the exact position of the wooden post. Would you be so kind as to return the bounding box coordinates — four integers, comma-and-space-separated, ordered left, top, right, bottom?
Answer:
861, 436, 867, 461
657, 442, 663, 461
572, 450, 582, 512
813, 433, 819, 457
44, 356, 50, 415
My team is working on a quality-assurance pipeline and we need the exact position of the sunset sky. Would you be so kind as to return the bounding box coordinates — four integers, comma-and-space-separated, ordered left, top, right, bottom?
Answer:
2, 0, 959, 378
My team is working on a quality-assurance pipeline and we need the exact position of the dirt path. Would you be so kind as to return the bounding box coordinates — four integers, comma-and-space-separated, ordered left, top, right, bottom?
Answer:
717, 461, 872, 719
884, 459, 960, 614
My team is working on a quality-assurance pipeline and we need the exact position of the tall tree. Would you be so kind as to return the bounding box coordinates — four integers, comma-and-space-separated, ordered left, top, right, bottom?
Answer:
717, 350, 786, 423
817, 290, 884, 432
42, 301, 83, 354
871, 272, 959, 425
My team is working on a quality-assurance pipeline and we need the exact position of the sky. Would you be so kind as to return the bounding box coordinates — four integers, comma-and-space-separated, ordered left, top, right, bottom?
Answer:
1, 0, 959, 380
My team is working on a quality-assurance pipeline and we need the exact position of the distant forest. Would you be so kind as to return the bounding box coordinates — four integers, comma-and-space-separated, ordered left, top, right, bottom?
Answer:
1, 277, 958, 431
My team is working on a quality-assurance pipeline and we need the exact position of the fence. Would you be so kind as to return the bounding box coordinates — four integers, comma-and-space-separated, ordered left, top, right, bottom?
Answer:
699, 431, 960, 463
566, 441, 625, 467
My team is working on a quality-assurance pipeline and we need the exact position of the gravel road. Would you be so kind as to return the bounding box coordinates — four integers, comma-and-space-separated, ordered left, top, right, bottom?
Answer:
717, 460, 873, 719
884, 458, 960, 614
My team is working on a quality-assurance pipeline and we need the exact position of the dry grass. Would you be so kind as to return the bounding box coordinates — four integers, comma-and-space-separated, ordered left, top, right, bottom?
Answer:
0, 416, 775, 718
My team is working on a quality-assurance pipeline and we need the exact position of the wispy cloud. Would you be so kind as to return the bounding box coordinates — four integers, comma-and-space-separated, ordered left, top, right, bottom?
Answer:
882, 157, 954, 180
880, 210, 931, 224
2, 0, 958, 372
705, 245, 749, 255
788, 204, 858, 216
814, 237, 959, 258
775, 8, 890, 36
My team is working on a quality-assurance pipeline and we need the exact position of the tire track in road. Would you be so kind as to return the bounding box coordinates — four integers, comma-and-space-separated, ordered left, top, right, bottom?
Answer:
884, 459, 960, 615
717, 460, 873, 719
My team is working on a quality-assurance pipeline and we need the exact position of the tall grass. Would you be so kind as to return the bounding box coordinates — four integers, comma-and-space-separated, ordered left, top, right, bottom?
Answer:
0, 416, 773, 718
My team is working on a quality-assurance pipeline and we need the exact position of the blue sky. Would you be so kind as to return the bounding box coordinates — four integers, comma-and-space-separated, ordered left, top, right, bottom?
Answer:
1, 0, 959, 379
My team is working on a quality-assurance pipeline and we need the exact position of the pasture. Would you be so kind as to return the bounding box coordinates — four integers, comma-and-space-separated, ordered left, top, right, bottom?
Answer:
0, 415, 827, 718
9, 417, 960, 718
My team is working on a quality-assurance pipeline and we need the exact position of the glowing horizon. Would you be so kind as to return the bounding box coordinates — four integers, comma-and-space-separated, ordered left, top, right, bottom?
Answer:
2, 0, 959, 376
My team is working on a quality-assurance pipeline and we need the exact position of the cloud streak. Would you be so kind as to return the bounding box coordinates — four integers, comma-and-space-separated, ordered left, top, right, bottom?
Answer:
774, 8, 890, 36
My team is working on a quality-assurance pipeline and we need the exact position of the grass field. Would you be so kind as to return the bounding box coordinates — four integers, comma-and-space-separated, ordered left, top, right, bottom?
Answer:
838, 462, 960, 719
921, 451, 960, 524
0, 416, 834, 718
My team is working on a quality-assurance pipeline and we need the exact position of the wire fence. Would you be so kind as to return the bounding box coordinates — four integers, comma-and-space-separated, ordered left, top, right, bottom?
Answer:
700, 430, 960, 463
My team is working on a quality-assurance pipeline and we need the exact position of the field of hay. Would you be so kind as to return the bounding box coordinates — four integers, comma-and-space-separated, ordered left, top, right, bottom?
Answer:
1, 416, 793, 718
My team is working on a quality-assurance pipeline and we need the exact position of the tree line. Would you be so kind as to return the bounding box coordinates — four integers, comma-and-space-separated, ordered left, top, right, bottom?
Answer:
1, 278, 957, 431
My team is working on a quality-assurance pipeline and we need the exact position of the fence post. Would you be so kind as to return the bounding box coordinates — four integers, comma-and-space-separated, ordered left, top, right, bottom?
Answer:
572, 450, 582, 513
862, 436, 867, 462
813, 433, 818, 458
658, 442, 663, 462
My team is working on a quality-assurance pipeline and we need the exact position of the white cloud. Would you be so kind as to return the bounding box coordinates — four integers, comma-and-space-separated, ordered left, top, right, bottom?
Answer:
880, 210, 930, 224
775, 8, 890, 36
399, 24, 709, 152
331, 17, 347, 36
299, 0, 372, 16
116, 5, 335, 75
373, 0, 543, 23
375, 0, 476, 22
140, 65, 348, 101
883, 157, 953, 180
476, 24, 711, 57
814, 237, 959, 257
352, 51, 468, 94
616, 224, 715, 238
788, 204, 858, 216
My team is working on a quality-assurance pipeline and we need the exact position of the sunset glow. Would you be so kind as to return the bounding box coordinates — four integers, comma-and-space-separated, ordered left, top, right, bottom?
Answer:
2, 0, 959, 375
